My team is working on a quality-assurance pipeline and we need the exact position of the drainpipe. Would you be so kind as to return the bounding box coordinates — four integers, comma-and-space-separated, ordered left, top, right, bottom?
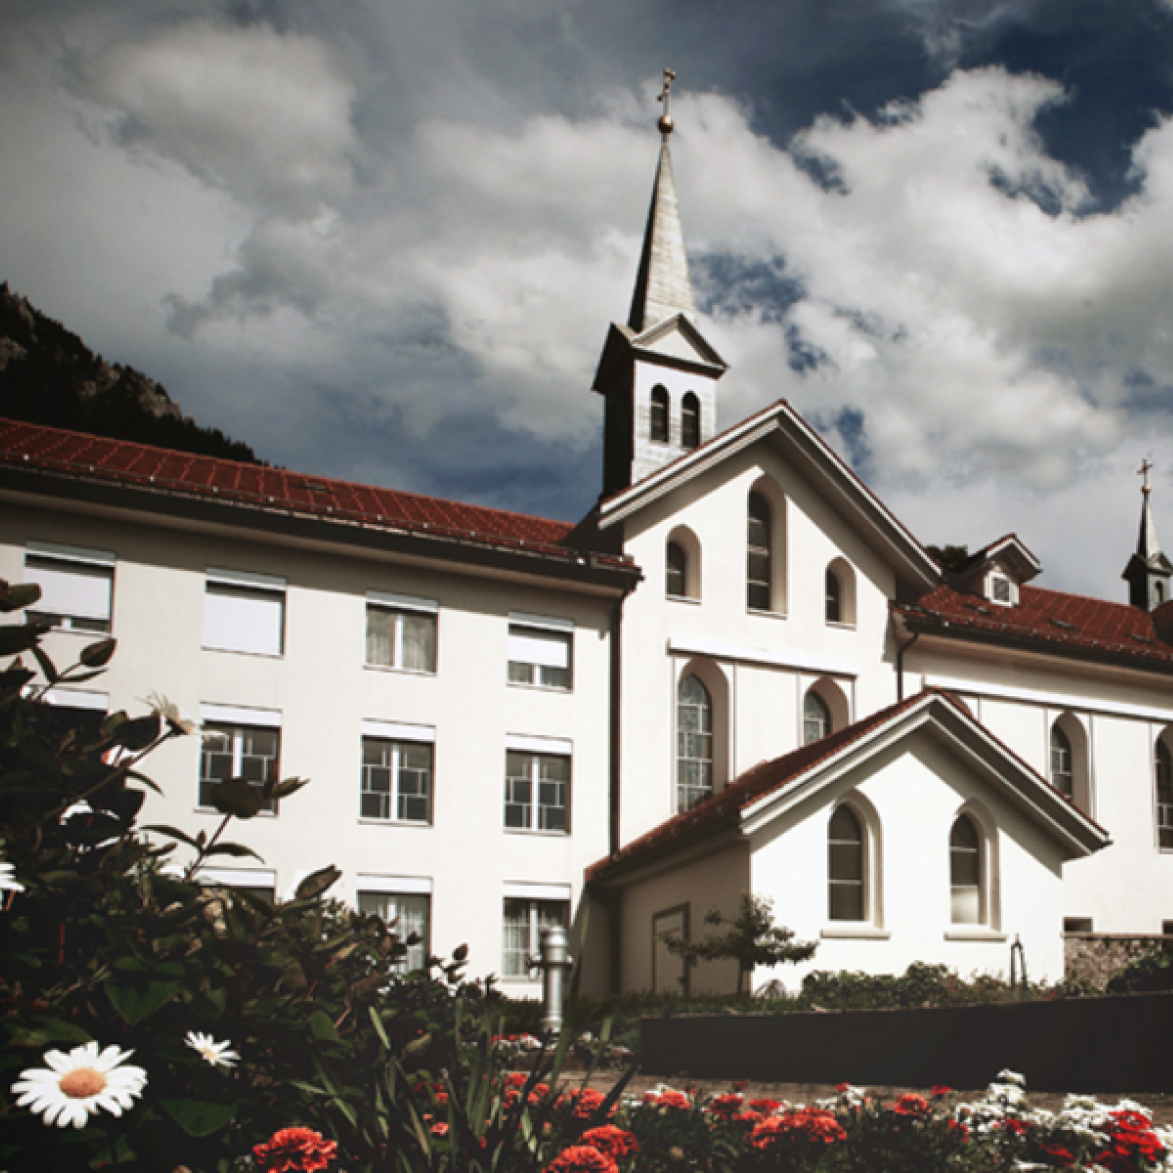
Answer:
895, 628, 920, 702
607, 576, 636, 995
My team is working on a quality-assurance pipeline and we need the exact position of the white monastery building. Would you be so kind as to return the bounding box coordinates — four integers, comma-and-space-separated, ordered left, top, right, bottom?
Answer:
5, 91, 1173, 996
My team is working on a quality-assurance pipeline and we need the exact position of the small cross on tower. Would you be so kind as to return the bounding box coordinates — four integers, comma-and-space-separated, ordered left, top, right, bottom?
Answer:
657, 68, 676, 136
1139, 457, 1154, 496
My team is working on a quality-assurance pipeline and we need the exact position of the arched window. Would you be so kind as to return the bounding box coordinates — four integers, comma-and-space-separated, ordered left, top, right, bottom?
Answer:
803, 689, 831, 746
828, 805, 865, 921
747, 492, 772, 611
681, 393, 700, 449
677, 676, 713, 812
1157, 739, 1173, 849
950, 815, 983, 924
666, 541, 687, 597
1050, 724, 1073, 800
650, 385, 669, 443
825, 569, 841, 623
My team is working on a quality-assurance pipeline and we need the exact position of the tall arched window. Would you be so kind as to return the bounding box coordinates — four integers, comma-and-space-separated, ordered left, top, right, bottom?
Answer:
950, 815, 983, 924
825, 569, 841, 623
1050, 724, 1073, 799
650, 385, 669, 443
677, 676, 713, 812
804, 689, 832, 746
681, 393, 700, 449
747, 492, 772, 611
828, 805, 865, 921
666, 541, 687, 597
1157, 739, 1173, 849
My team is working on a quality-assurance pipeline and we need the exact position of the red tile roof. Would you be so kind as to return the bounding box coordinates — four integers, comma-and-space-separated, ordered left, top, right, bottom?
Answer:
0, 419, 632, 571
588, 691, 934, 884
895, 583, 1173, 670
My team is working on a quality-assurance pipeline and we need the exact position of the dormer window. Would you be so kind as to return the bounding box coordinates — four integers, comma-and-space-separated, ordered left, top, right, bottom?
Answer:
988, 571, 1014, 606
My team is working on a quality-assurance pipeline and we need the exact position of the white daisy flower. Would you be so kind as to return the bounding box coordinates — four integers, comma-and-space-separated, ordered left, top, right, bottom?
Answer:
184, 1031, 239, 1069
0, 862, 24, 894
11, 1042, 146, 1129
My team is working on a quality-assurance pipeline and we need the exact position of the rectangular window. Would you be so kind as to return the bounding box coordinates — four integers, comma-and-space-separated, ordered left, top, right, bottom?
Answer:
360, 723, 434, 824
366, 592, 437, 672
196, 867, 276, 904
24, 542, 115, 633
198, 706, 281, 812
1064, 917, 1093, 933
358, 889, 431, 972
204, 569, 285, 656
502, 896, 568, 978
504, 738, 570, 833
507, 613, 572, 690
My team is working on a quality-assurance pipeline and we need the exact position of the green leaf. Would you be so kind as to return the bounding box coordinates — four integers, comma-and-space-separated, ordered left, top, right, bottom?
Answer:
269, 775, 309, 801
104, 713, 161, 751
79, 637, 117, 668
309, 1010, 339, 1041
159, 1097, 237, 1137
0, 582, 41, 612
295, 865, 341, 901
369, 1006, 391, 1051
105, 978, 181, 1025
0, 626, 43, 656
202, 842, 263, 862
7, 1018, 94, 1047
30, 644, 58, 685
142, 823, 205, 851
210, 776, 267, 819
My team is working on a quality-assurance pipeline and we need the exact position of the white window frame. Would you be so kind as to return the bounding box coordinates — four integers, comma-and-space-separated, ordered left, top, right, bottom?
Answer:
503, 735, 571, 833
198, 704, 282, 813
501, 886, 570, 979
365, 592, 438, 673
987, 570, 1016, 606
203, 568, 285, 657
507, 613, 573, 691
24, 542, 115, 633
357, 879, 432, 972
195, 866, 276, 903
359, 720, 435, 824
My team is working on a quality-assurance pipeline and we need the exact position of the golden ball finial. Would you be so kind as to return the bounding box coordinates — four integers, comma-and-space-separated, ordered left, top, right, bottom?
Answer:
658, 112, 674, 135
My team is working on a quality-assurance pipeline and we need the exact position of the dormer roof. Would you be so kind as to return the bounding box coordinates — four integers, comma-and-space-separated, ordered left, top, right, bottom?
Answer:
948, 533, 1041, 605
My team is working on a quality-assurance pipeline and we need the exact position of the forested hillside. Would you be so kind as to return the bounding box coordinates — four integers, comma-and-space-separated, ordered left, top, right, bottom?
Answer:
0, 282, 260, 462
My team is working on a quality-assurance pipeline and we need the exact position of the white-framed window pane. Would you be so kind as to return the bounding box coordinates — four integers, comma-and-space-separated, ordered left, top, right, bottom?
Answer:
828, 806, 865, 922
200, 723, 279, 812
204, 583, 284, 656
361, 737, 432, 824
504, 751, 569, 833
359, 891, 430, 972
508, 626, 571, 690
25, 555, 113, 632
366, 606, 437, 673
401, 612, 437, 672
365, 606, 398, 667
537, 755, 570, 831
950, 816, 983, 925
502, 898, 567, 977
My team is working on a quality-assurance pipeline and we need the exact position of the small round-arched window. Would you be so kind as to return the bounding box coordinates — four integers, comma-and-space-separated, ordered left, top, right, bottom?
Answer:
828, 805, 865, 921
803, 690, 831, 745
650, 385, 669, 443
681, 393, 700, 449
666, 541, 687, 597
949, 815, 982, 925
825, 569, 842, 623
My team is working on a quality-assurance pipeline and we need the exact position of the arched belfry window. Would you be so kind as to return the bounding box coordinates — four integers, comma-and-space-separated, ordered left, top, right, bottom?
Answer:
677, 676, 713, 812
804, 689, 832, 746
666, 541, 687, 597
1157, 738, 1173, 849
950, 815, 983, 924
828, 805, 865, 921
747, 492, 772, 611
825, 569, 841, 623
650, 385, 669, 443
1050, 724, 1073, 800
681, 393, 700, 449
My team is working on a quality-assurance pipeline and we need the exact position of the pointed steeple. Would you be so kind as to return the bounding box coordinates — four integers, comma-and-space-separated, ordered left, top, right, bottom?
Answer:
1123, 459, 1173, 611
627, 134, 697, 332
592, 71, 727, 496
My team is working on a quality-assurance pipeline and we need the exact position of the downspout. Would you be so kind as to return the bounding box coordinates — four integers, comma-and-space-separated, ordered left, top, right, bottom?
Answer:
607, 572, 637, 994
895, 626, 920, 702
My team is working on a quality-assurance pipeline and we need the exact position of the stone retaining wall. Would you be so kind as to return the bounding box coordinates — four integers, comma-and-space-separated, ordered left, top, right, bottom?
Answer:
1064, 933, 1169, 990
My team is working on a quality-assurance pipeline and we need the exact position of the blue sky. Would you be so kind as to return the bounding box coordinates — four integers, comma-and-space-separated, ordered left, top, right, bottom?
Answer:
4, 1, 1173, 597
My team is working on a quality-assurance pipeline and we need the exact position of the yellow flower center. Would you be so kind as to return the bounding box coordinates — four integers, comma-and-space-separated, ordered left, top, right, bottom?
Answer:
59, 1068, 106, 1099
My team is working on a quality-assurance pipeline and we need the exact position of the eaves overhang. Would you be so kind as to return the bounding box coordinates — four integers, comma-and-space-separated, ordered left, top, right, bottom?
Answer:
0, 465, 642, 595
597, 399, 940, 594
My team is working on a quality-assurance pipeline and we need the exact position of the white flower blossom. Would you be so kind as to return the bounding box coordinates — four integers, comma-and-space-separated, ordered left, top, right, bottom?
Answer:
184, 1031, 239, 1069
0, 862, 25, 895
11, 1042, 146, 1129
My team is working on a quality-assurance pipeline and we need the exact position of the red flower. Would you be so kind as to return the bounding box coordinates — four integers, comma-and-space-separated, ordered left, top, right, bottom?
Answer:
892, 1093, 931, 1117
1095, 1109, 1166, 1171
1001, 1118, 1029, 1136
580, 1124, 639, 1158
930, 1085, 953, 1098
544, 1144, 619, 1173
732, 1080, 747, 1092
557, 1087, 610, 1119
648, 1090, 691, 1110
708, 1093, 745, 1118
747, 1097, 784, 1114
429, 1121, 449, 1137
749, 1108, 846, 1151
253, 1127, 339, 1173
947, 1118, 970, 1139
503, 1072, 529, 1088
836, 1082, 851, 1092
1037, 1139, 1076, 1167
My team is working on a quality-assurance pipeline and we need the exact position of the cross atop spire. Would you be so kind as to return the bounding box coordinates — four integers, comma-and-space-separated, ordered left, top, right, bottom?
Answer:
1123, 459, 1173, 611
657, 68, 676, 136
1140, 457, 1153, 495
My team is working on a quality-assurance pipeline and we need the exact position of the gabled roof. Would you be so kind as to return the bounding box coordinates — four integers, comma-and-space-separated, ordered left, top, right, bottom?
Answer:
0, 420, 638, 584
895, 582, 1173, 671
595, 398, 941, 596
588, 689, 1108, 886
950, 533, 1041, 584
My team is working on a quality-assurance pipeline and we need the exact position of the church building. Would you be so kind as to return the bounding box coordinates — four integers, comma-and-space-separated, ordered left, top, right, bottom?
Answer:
1, 85, 1171, 995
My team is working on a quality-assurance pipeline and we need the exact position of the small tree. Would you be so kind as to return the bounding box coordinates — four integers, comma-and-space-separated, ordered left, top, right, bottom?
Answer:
662, 894, 817, 996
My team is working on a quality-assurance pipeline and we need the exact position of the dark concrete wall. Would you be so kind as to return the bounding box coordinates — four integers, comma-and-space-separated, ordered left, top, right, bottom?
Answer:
640, 993, 1173, 1092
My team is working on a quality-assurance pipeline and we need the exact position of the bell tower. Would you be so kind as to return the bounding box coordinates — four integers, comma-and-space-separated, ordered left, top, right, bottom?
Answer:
1123, 459, 1173, 611
592, 70, 728, 496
